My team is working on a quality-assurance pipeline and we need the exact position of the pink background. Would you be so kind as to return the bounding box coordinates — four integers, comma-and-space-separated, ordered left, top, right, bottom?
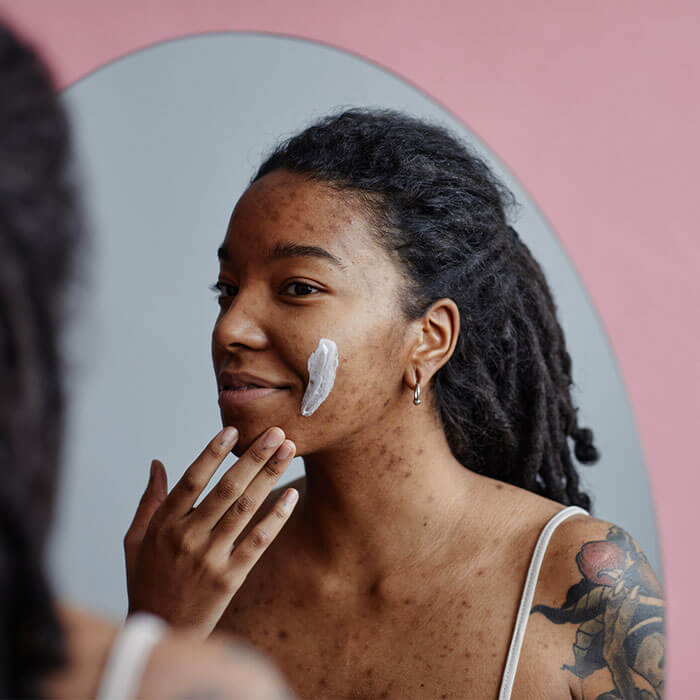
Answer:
1, 0, 696, 694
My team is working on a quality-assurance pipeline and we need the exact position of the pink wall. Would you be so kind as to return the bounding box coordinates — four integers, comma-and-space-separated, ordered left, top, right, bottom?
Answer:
1, 0, 696, 694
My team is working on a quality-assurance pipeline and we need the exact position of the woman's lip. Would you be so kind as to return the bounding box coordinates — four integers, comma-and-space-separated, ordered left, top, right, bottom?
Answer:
218, 387, 288, 406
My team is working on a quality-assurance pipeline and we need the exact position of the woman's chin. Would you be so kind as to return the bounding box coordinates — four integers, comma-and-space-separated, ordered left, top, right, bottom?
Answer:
219, 413, 298, 456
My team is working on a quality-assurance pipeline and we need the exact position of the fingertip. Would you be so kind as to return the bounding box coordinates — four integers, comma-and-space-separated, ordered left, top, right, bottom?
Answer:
282, 488, 299, 509
220, 426, 239, 446
277, 440, 296, 460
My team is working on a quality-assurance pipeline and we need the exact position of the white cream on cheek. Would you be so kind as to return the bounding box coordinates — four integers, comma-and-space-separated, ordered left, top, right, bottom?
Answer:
300, 338, 338, 417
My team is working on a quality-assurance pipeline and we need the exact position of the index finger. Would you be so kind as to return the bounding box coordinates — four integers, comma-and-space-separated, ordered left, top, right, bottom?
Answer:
160, 427, 239, 519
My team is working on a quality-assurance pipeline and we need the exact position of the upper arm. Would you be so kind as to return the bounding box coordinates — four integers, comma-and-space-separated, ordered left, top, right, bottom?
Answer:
531, 515, 665, 700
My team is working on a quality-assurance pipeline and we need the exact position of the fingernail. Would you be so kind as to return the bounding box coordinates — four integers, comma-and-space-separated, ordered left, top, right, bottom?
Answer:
148, 461, 156, 486
264, 427, 284, 448
220, 427, 239, 445
282, 488, 299, 508
277, 441, 295, 460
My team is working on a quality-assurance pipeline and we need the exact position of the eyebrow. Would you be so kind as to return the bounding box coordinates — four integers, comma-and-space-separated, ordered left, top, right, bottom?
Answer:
217, 241, 347, 270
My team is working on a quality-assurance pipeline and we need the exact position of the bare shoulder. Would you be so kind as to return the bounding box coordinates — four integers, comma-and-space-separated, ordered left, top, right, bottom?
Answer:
43, 603, 295, 699
138, 629, 296, 699
531, 514, 665, 699
39, 603, 119, 699
538, 514, 664, 599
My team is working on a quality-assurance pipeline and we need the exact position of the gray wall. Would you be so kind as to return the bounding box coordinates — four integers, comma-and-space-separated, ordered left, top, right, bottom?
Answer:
50, 33, 661, 617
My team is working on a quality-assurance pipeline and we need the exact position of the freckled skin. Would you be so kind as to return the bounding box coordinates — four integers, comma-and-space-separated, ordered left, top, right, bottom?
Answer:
212, 169, 410, 460
210, 170, 613, 699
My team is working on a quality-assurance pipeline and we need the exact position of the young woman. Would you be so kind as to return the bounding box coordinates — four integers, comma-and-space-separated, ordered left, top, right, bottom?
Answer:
127, 109, 665, 699
0, 21, 296, 699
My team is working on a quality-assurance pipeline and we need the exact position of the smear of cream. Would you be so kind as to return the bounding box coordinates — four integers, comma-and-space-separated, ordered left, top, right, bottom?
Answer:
300, 338, 338, 417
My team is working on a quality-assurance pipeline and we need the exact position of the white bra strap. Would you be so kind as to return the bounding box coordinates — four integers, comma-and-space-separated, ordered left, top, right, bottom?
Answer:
95, 612, 167, 700
497, 505, 589, 700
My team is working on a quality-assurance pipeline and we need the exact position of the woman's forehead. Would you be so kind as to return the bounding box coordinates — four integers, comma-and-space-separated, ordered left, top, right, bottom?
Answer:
224, 170, 381, 266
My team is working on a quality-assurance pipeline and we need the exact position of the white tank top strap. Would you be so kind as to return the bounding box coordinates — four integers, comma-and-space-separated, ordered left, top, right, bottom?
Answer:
95, 612, 168, 700
497, 505, 589, 700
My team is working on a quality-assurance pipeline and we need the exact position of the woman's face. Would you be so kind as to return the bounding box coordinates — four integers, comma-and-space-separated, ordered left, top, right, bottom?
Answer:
211, 168, 414, 457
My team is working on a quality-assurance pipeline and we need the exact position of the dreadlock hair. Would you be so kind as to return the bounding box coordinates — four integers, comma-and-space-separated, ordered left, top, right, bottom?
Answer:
0, 21, 82, 697
252, 108, 599, 509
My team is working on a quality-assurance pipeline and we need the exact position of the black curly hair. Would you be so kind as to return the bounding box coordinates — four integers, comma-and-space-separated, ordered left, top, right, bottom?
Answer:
252, 108, 599, 509
0, 20, 82, 698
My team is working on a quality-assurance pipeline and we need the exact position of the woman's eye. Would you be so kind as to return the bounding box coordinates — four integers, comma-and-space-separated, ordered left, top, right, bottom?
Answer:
282, 281, 320, 297
209, 281, 237, 298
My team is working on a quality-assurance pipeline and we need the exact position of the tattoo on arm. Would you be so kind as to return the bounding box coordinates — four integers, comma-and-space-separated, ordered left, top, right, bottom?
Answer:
530, 526, 665, 700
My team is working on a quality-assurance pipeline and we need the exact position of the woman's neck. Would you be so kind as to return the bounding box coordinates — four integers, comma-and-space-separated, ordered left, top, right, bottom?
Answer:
293, 405, 480, 596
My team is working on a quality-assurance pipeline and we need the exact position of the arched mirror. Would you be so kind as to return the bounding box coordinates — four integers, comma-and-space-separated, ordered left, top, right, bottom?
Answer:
50, 33, 661, 617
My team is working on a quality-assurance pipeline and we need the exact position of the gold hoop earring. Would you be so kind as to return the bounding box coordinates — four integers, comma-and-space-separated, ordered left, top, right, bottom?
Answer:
413, 382, 422, 406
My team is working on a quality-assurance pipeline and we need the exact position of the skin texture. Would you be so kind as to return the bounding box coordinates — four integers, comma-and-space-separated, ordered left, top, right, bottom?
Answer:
176, 167, 664, 698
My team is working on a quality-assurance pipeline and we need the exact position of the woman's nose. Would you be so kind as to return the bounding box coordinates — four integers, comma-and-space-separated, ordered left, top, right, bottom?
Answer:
212, 295, 268, 351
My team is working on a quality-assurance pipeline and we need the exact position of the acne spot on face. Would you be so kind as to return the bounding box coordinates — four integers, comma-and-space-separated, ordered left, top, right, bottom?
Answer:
278, 629, 288, 640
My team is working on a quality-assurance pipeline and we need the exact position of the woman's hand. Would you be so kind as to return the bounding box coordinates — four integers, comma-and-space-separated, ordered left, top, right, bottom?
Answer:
123, 425, 298, 639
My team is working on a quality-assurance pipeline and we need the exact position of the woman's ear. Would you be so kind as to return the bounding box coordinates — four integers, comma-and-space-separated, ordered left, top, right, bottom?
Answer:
403, 297, 460, 387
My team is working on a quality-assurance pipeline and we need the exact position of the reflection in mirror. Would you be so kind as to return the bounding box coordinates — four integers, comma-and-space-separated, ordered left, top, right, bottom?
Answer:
54, 33, 663, 699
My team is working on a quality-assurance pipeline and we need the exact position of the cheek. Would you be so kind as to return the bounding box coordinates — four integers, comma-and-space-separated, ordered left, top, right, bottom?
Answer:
215, 326, 400, 453
317, 336, 394, 418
